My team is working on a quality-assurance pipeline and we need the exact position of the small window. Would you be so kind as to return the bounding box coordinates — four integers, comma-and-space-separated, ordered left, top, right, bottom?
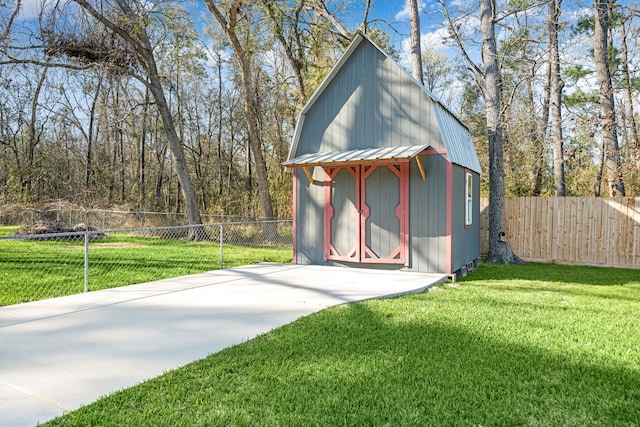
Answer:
465, 172, 473, 227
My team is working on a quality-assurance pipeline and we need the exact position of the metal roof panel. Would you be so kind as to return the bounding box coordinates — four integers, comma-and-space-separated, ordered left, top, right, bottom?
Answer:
433, 102, 482, 174
283, 145, 430, 167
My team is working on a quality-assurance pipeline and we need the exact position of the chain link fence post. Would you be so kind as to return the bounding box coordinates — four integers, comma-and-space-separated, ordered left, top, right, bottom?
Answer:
219, 223, 224, 269
84, 231, 89, 293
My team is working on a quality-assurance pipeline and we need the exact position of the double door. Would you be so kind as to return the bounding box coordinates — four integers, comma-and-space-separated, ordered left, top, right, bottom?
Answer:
323, 163, 409, 265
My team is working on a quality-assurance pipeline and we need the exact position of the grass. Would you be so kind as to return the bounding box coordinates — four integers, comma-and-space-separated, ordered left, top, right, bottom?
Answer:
45, 263, 640, 426
0, 226, 292, 306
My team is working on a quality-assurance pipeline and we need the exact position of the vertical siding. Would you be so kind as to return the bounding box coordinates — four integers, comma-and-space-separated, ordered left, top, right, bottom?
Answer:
409, 154, 447, 273
295, 41, 444, 157
450, 166, 481, 271
294, 167, 325, 264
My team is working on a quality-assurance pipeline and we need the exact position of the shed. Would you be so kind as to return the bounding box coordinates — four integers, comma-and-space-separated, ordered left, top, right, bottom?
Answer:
283, 32, 482, 276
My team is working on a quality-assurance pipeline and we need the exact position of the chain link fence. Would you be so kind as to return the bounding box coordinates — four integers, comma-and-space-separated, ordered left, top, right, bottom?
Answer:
0, 220, 293, 307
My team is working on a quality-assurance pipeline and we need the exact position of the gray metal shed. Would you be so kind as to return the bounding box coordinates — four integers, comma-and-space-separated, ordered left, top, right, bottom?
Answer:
284, 32, 481, 276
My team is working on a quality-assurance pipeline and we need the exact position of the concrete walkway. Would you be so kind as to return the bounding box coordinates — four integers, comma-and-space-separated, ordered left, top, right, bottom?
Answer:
0, 263, 446, 426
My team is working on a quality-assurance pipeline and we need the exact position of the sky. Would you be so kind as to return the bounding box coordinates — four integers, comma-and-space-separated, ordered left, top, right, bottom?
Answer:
338, 0, 453, 65
13, 0, 451, 59
10, 0, 609, 96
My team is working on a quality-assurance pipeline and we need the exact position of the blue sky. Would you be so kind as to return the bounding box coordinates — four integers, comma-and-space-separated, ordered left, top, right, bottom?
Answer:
338, 1, 451, 62
14, 0, 448, 57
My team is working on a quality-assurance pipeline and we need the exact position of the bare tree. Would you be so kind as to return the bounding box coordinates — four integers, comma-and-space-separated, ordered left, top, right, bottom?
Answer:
618, 14, 640, 171
308, 0, 352, 40
533, 49, 551, 196
205, 0, 275, 220
260, 0, 308, 102
593, 0, 625, 196
0, 0, 21, 45
65, 0, 204, 224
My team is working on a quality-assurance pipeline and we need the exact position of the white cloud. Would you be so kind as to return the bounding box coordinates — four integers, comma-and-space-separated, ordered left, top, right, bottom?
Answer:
16, 0, 61, 19
420, 28, 450, 49
18, 0, 42, 19
398, 28, 451, 69
565, 7, 592, 22
394, 0, 427, 22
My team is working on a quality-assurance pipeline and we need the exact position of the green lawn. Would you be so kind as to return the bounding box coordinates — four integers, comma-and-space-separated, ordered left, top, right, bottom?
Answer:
0, 226, 292, 306
46, 263, 640, 426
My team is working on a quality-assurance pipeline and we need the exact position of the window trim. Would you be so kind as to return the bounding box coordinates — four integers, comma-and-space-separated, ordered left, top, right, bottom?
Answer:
465, 171, 473, 228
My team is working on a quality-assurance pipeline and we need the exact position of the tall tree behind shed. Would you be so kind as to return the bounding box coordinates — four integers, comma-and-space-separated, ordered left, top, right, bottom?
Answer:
593, 0, 625, 196
548, 0, 566, 196
440, 0, 523, 263
478, 0, 524, 264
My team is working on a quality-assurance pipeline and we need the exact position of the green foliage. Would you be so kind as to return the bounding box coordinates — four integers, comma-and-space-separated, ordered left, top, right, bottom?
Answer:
573, 15, 595, 35
564, 88, 598, 107
564, 65, 592, 84
45, 263, 640, 426
507, 0, 530, 10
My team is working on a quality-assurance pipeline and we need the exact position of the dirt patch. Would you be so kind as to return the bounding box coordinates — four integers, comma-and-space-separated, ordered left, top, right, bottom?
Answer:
14, 222, 107, 240
90, 243, 150, 249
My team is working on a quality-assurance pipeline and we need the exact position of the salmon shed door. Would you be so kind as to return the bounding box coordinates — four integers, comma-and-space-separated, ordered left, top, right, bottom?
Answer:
323, 163, 409, 265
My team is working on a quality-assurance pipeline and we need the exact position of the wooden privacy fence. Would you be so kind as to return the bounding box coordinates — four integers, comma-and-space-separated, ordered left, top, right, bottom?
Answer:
480, 197, 640, 269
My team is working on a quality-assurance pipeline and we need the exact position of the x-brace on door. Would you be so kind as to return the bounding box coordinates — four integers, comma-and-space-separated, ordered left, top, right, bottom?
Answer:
323, 162, 409, 265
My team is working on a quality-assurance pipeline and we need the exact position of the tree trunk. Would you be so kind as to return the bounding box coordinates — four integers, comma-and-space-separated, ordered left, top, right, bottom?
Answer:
86, 75, 102, 189
25, 66, 48, 199
139, 87, 149, 211
362, 0, 371, 34
593, 0, 625, 196
216, 52, 224, 197
408, 0, 424, 85
205, 1, 274, 220
548, 0, 566, 196
531, 63, 547, 196
144, 58, 202, 226
620, 19, 640, 171
595, 138, 605, 196
479, 0, 524, 265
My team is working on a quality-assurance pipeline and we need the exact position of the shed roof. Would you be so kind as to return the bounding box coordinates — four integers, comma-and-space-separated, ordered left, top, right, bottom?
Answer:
287, 32, 481, 175
283, 145, 429, 167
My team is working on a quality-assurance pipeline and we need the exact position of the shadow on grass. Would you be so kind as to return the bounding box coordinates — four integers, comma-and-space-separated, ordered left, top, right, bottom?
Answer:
47, 293, 640, 426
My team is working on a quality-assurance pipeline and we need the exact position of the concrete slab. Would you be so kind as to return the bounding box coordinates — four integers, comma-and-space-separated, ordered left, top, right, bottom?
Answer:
0, 263, 446, 427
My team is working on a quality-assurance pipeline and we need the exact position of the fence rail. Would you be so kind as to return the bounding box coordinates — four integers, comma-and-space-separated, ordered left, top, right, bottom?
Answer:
0, 220, 293, 307
480, 197, 640, 269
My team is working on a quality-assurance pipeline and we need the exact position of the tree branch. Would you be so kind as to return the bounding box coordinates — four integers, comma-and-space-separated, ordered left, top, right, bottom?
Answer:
71, 0, 147, 61
308, 0, 352, 40
438, 0, 485, 93
1, 0, 21, 42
